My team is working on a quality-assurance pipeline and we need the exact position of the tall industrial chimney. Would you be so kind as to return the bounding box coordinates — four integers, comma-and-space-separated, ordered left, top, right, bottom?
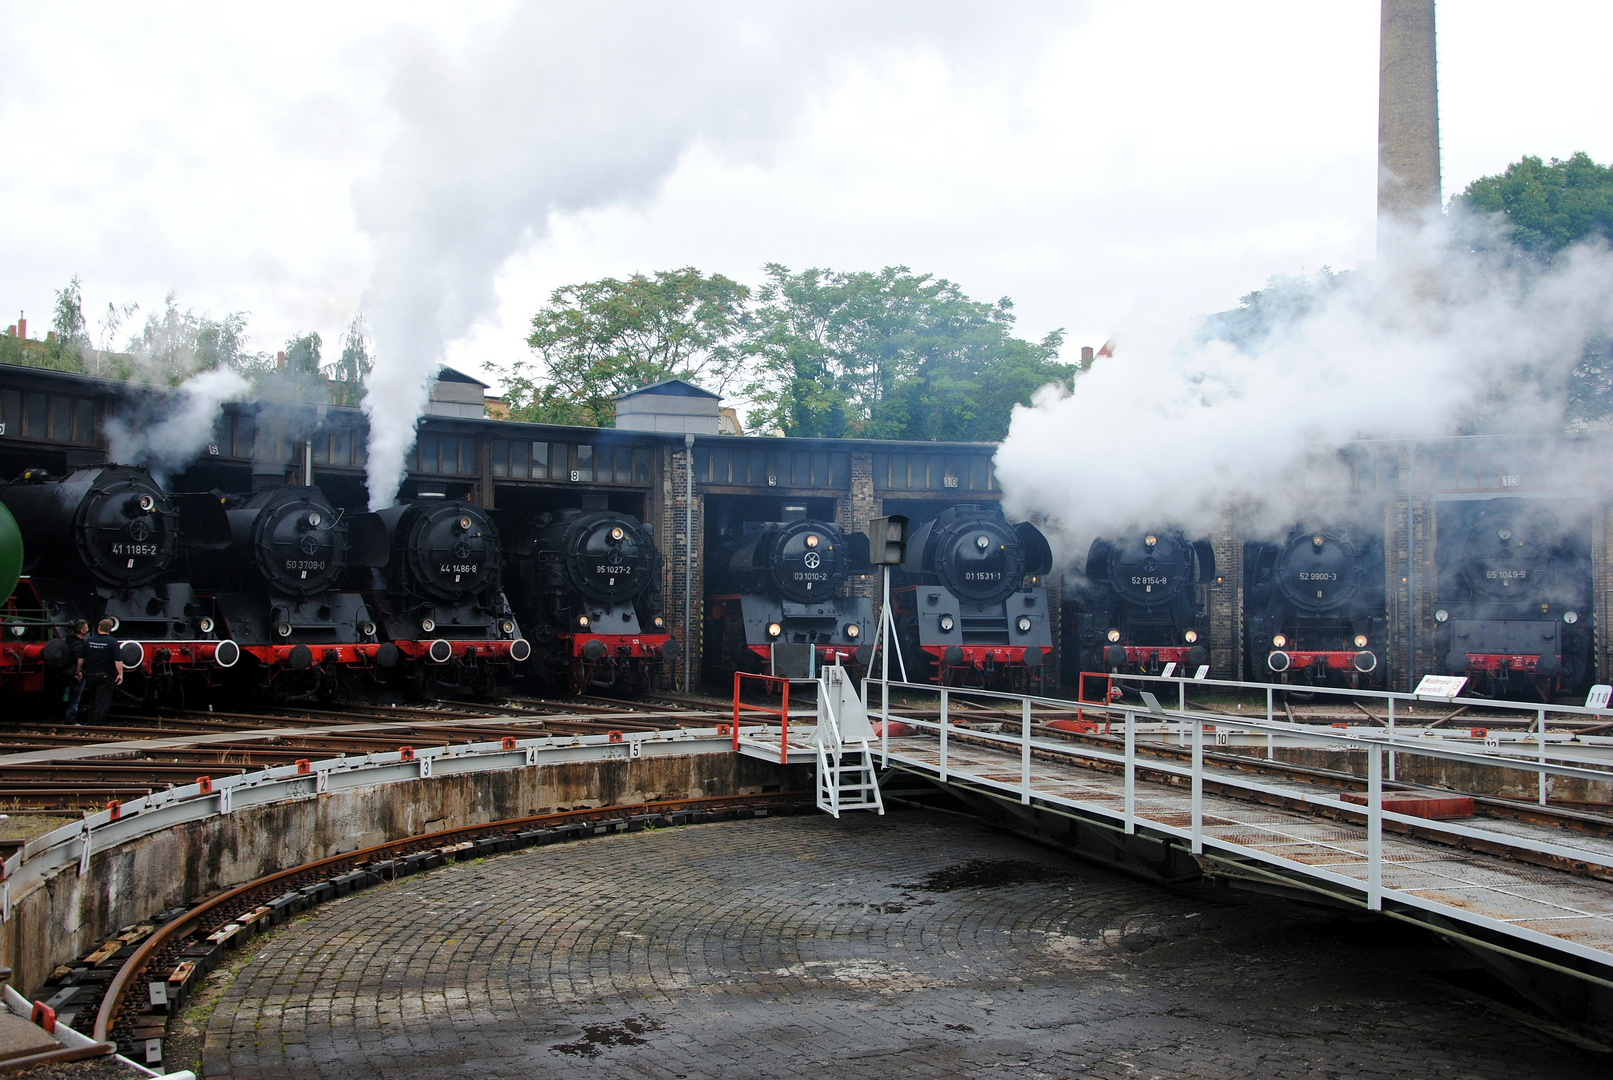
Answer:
1377, 0, 1440, 242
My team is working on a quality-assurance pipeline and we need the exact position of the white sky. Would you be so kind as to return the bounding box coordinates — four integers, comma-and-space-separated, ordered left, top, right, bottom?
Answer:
1, 1, 1610, 397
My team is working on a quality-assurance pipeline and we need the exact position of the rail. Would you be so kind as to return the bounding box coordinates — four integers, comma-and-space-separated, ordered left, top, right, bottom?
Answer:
862, 674, 1613, 977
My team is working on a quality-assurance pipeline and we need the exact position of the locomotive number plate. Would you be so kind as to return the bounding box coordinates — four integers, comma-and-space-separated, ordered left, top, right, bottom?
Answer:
792, 572, 829, 581
112, 543, 159, 556
1485, 569, 1527, 580
964, 572, 1002, 581
1130, 576, 1169, 585
284, 560, 327, 571
595, 565, 631, 575
440, 564, 480, 575
1298, 572, 1337, 581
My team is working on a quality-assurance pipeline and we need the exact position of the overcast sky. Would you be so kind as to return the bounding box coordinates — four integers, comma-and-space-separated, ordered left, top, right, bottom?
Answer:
2, 1, 1610, 397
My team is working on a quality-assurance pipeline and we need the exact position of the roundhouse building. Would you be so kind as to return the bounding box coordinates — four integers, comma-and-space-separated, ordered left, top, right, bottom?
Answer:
4, 359, 1611, 696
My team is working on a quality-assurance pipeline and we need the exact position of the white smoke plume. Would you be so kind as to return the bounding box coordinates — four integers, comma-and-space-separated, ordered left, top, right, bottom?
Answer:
995, 215, 1613, 561
104, 367, 249, 483
354, 2, 1092, 510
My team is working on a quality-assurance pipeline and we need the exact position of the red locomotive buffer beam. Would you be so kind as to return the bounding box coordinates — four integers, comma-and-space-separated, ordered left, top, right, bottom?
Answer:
1266, 649, 1378, 675
570, 633, 672, 660
1120, 645, 1193, 665
393, 638, 532, 665
1459, 652, 1551, 676
928, 643, 1045, 673
743, 643, 866, 668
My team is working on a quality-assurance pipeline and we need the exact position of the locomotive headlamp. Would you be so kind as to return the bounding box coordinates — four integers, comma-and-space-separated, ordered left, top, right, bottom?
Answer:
1272, 634, 1287, 648
276, 621, 293, 638
610, 527, 624, 541
939, 615, 955, 632
1312, 535, 1324, 548
578, 615, 590, 628
307, 511, 322, 528
1353, 634, 1369, 648
653, 616, 665, 628
138, 494, 156, 512
1184, 630, 1198, 644
975, 535, 990, 549
457, 515, 473, 532
1499, 528, 1513, 541
805, 534, 820, 548
360, 621, 377, 637
767, 622, 782, 638
1106, 628, 1121, 643
199, 617, 215, 634
845, 623, 860, 639
1434, 609, 1449, 623
500, 619, 515, 634
1145, 534, 1158, 548
1565, 611, 1580, 625
420, 618, 436, 633
1016, 616, 1033, 633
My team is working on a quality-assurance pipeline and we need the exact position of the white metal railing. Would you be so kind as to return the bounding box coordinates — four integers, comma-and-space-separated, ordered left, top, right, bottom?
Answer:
860, 676, 1613, 968
0, 727, 732, 924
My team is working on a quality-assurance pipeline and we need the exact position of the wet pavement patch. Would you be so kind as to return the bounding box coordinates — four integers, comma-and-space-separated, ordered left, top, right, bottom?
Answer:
896, 857, 1069, 892
551, 1015, 664, 1059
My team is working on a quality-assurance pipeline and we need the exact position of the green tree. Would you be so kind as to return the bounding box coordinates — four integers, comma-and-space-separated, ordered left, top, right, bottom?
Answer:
506, 268, 751, 426
742, 264, 1069, 441
283, 331, 322, 375
323, 314, 372, 407
1456, 152, 1613, 260
49, 275, 89, 370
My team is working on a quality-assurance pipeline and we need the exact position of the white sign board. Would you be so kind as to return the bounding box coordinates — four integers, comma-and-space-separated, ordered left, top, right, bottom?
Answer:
1194, 665, 1211, 681
1160, 662, 1177, 679
1585, 684, 1612, 711
1414, 674, 1468, 699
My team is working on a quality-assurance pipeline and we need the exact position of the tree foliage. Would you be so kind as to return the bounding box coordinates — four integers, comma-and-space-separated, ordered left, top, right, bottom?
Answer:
505, 268, 751, 426
741, 265, 1069, 441
1456, 152, 1613, 260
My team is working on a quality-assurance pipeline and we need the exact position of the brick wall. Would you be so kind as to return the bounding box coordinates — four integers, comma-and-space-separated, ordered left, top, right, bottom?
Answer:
1208, 506, 1244, 679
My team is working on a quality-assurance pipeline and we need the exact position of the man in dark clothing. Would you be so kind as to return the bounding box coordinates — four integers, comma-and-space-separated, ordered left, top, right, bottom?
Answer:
62, 619, 89, 724
79, 617, 124, 726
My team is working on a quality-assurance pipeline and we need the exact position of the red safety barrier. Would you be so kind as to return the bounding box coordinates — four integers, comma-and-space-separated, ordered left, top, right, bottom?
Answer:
1075, 672, 1120, 734
733, 671, 794, 763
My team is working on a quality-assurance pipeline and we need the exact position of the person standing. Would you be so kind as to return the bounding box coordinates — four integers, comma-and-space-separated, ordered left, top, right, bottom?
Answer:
62, 619, 89, 724
79, 617, 124, 726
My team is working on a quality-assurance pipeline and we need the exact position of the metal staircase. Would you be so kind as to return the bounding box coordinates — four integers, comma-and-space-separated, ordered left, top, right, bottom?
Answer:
813, 665, 885, 817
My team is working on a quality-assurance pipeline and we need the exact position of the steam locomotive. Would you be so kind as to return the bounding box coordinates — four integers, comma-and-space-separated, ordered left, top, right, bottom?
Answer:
1068, 530, 1214, 684
0, 466, 237, 702
183, 485, 382, 701
704, 511, 873, 680
501, 507, 675, 693
1433, 499, 1591, 699
1245, 524, 1386, 688
894, 505, 1053, 691
352, 499, 529, 695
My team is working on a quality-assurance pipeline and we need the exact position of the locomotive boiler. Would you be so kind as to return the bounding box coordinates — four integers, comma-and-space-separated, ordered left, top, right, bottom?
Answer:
185, 485, 380, 698
894, 505, 1053, 691
1071, 530, 1214, 682
1245, 525, 1386, 688
1433, 499, 1591, 699
0, 465, 236, 700
705, 513, 873, 680
354, 498, 528, 692
501, 507, 676, 693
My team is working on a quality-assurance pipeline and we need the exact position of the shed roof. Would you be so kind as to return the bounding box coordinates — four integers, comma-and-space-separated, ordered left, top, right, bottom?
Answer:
614, 377, 720, 401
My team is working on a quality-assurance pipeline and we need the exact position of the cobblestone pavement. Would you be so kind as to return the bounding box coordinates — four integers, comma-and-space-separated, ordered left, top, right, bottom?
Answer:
204, 810, 1607, 1079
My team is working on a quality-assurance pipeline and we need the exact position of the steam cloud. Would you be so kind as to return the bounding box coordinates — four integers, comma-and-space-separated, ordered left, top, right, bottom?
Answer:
104, 367, 249, 483
354, 2, 1091, 510
995, 215, 1613, 561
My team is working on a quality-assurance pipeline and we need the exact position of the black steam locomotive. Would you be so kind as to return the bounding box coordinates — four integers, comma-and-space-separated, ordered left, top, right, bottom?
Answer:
1245, 525, 1386, 688
501, 507, 675, 693
894, 504, 1053, 691
1068, 530, 1214, 682
705, 512, 873, 680
1433, 499, 1591, 699
184, 485, 382, 700
0, 465, 237, 702
352, 499, 528, 694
